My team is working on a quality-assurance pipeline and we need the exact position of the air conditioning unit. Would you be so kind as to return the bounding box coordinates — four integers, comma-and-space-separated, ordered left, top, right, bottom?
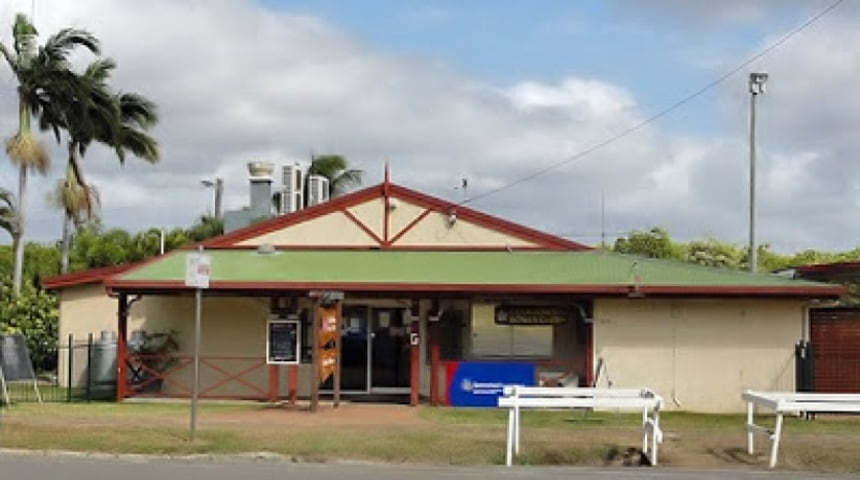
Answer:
281, 164, 304, 214
307, 175, 330, 206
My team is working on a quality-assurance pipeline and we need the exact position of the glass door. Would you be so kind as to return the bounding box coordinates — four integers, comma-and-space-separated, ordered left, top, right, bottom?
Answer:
370, 308, 410, 393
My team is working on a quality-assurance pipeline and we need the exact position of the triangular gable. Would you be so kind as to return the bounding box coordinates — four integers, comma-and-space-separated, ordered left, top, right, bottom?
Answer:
205, 182, 590, 251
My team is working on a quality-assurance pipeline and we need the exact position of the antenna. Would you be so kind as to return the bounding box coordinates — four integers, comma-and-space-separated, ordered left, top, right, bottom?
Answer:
461, 178, 468, 201
601, 191, 606, 249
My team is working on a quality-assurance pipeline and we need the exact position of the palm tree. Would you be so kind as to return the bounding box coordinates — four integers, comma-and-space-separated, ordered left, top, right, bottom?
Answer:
307, 154, 363, 200
52, 58, 159, 272
0, 189, 21, 259
0, 13, 99, 295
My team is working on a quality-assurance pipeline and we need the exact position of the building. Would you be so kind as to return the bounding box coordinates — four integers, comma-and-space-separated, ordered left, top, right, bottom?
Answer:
44, 172, 842, 412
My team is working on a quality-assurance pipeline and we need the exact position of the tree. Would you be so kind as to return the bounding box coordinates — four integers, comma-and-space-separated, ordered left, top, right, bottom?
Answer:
52, 57, 159, 272
307, 154, 363, 200
0, 188, 21, 263
613, 227, 681, 260
0, 13, 99, 295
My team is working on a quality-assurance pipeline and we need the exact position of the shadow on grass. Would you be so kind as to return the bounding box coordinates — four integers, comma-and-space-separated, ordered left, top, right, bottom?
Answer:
706, 447, 757, 465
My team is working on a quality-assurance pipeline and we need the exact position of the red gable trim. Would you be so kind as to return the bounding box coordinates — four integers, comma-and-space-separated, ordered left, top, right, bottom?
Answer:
202, 182, 591, 251
106, 280, 843, 298
796, 261, 860, 275
42, 263, 137, 290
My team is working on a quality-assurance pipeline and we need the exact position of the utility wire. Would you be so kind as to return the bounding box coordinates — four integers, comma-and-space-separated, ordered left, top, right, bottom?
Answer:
463, 0, 846, 206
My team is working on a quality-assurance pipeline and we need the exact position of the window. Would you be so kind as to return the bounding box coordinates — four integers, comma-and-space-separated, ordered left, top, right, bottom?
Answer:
470, 303, 554, 357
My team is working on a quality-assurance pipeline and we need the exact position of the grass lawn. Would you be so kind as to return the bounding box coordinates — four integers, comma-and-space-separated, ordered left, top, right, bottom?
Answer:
0, 401, 858, 474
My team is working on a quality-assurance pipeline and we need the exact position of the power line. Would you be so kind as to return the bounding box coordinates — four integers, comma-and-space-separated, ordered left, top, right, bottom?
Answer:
463, 0, 846, 206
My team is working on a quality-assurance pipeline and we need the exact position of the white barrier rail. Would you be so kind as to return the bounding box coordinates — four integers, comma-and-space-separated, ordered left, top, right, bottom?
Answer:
743, 390, 860, 468
497, 386, 663, 467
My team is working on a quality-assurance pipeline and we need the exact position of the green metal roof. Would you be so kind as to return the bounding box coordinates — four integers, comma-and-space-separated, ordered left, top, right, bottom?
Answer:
108, 250, 841, 296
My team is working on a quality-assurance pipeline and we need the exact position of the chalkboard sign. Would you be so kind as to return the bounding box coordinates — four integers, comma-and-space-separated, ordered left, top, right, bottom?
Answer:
0, 334, 37, 382
267, 320, 300, 364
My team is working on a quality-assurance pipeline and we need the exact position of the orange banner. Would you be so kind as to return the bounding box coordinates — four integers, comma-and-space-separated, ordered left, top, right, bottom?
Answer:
320, 349, 337, 383
319, 307, 338, 348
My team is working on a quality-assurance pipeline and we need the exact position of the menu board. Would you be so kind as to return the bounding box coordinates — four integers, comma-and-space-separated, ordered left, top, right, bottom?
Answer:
267, 320, 300, 364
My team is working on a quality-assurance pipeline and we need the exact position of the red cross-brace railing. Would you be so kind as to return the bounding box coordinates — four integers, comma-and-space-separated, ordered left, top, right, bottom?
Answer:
124, 355, 269, 400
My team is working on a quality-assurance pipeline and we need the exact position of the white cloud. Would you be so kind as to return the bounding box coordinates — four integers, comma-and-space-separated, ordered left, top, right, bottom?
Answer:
0, 0, 859, 256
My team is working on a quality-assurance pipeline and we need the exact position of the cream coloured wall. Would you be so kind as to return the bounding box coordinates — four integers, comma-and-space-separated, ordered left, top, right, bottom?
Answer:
593, 298, 806, 413
56, 284, 145, 388
141, 295, 271, 397
394, 212, 538, 248
236, 210, 376, 247
348, 198, 385, 239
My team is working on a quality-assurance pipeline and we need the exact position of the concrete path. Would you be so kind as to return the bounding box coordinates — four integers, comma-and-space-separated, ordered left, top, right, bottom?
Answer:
0, 452, 855, 480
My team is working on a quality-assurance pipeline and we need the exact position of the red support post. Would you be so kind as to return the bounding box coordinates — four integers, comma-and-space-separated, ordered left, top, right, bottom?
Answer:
410, 320, 420, 406
116, 294, 128, 402
288, 365, 298, 405
268, 364, 278, 402
429, 321, 440, 406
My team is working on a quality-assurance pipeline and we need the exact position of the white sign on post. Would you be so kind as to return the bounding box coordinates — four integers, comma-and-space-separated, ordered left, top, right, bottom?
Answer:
185, 252, 211, 289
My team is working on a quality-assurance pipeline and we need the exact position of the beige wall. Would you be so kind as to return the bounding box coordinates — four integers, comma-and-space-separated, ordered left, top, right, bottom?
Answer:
593, 298, 805, 413
236, 195, 538, 249
56, 284, 145, 388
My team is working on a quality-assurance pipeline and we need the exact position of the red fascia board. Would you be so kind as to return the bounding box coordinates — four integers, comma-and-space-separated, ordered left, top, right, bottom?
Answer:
202, 185, 384, 248
795, 261, 860, 275
42, 263, 137, 290
105, 280, 844, 298
199, 182, 591, 251
387, 184, 591, 251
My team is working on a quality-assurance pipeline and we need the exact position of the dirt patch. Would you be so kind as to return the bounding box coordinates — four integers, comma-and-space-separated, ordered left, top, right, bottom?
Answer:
204, 401, 427, 427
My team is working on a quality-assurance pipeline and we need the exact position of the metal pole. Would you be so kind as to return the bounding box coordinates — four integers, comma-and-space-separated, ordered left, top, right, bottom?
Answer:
749, 89, 758, 273
191, 287, 201, 440
190, 245, 203, 441
214, 178, 223, 221
86, 333, 93, 403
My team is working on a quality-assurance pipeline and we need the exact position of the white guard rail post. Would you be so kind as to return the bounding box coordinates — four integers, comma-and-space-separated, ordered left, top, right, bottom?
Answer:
497, 386, 663, 467
742, 390, 860, 468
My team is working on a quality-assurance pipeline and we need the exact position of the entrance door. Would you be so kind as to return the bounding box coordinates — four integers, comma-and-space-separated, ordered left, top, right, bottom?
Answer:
338, 306, 370, 392
370, 308, 410, 393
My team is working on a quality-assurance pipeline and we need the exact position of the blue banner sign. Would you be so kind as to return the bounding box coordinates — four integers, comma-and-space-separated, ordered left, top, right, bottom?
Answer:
446, 361, 535, 407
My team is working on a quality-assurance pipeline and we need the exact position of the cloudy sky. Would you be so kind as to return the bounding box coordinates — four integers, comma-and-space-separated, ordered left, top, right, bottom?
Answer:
0, 0, 858, 253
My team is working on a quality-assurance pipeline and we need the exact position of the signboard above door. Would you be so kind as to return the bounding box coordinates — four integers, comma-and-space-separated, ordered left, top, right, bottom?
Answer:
494, 305, 570, 325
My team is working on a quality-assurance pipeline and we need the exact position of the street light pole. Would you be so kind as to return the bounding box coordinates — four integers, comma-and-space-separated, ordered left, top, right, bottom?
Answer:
748, 72, 768, 274
201, 178, 224, 221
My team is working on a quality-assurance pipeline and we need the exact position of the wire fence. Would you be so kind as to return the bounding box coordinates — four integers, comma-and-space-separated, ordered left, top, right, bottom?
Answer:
2, 333, 114, 404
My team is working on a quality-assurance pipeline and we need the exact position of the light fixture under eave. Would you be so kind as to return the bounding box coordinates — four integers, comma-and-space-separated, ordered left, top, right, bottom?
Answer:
256, 243, 277, 255
446, 209, 457, 226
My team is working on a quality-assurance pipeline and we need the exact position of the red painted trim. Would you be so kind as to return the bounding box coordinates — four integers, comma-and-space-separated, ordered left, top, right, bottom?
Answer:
341, 208, 384, 245
410, 320, 419, 406
268, 365, 278, 402
105, 279, 844, 297
204, 186, 384, 248
429, 321, 440, 406
389, 208, 432, 245
203, 244, 559, 251
43, 263, 137, 290
796, 261, 860, 275
288, 365, 298, 405
383, 173, 391, 246
198, 181, 590, 251
387, 184, 591, 251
